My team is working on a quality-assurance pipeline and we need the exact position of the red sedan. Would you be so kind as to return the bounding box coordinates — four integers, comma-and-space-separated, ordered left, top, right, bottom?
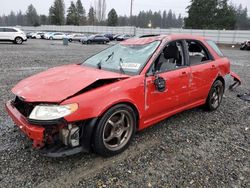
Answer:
6, 34, 241, 157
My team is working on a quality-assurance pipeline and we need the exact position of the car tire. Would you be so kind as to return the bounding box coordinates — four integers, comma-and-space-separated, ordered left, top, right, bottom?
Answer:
69, 39, 72, 42
205, 80, 224, 111
49, 37, 53, 40
87, 40, 91, 44
14, 37, 23, 44
240, 46, 246, 50
93, 104, 136, 157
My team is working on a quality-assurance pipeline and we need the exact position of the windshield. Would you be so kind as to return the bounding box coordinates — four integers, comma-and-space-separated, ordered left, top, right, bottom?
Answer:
82, 41, 161, 75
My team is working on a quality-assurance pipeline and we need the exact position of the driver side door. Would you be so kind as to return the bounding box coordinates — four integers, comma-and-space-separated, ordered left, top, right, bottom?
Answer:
144, 40, 191, 126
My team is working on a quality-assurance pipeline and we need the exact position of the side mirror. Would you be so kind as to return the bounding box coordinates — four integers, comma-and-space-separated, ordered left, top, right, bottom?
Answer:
154, 72, 166, 92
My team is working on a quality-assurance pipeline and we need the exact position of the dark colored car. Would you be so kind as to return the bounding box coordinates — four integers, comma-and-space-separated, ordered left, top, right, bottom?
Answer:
104, 34, 115, 41
26, 32, 34, 39
82, 35, 110, 44
240, 40, 250, 50
116, 34, 133, 41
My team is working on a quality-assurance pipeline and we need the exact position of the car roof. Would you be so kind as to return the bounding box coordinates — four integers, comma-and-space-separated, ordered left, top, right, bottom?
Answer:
0, 27, 20, 30
121, 34, 207, 45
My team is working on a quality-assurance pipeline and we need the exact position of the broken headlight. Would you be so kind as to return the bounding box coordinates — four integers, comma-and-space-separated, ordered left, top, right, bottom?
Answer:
29, 103, 78, 121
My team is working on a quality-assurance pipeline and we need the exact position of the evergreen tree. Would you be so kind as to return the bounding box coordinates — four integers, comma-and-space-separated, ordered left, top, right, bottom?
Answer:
76, 0, 86, 25
185, 0, 237, 29
88, 6, 96, 25
66, 1, 78, 25
49, 0, 65, 25
17, 10, 26, 26
40, 15, 48, 25
215, 0, 236, 30
185, 0, 218, 29
26, 4, 40, 26
162, 10, 167, 28
107, 8, 118, 26
9, 11, 17, 26
234, 4, 248, 29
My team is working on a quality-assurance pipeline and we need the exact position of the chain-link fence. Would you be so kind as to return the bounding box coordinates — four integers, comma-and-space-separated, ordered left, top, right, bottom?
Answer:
21, 25, 250, 44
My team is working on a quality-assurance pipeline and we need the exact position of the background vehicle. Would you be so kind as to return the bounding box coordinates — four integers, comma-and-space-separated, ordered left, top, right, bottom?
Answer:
113, 34, 121, 40
46, 32, 67, 40
31, 32, 45, 39
0, 27, 27, 44
116, 34, 133, 41
68, 33, 86, 42
104, 34, 115, 41
6, 35, 241, 157
240, 40, 250, 50
26, 32, 34, 39
82, 34, 110, 44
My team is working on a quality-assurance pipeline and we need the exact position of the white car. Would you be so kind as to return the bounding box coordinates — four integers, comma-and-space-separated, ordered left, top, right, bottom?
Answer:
46, 32, 67, 40
31, 32, 45, 39
0, 27, 27, 44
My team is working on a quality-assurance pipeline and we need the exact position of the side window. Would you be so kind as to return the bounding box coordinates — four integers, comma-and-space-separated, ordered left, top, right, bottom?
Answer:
187, 40, 211, 65
206, 40, 224, 57
4, 28, 17, 32
151, 41, 185, 73
0, 28, 4, 32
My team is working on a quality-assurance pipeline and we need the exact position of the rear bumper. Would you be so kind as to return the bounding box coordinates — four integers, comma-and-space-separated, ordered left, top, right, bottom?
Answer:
225, 71, 241, 90
5, 101, 45, 147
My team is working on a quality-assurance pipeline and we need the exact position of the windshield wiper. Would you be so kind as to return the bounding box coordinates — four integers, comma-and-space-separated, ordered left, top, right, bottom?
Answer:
105, 52, 114, 62
97, 60, 102, 69
119, 58, 125, 74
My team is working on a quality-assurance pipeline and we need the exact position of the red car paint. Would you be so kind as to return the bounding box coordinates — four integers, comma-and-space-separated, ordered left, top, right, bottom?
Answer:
6, 34, 241, 151
12, 64, 129, 103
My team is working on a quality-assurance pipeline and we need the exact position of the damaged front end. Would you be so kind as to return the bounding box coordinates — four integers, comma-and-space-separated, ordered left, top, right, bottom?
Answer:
5, 96, 98, 157
226, 71, 241, 91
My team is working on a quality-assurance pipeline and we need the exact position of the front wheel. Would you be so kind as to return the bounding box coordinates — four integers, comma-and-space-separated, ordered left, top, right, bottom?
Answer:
205, 80, 224, 111
14, 37, 23, 44
93, 104, 136, 157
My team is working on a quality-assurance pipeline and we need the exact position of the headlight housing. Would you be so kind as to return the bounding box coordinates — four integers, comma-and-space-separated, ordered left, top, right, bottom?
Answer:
29, 103, 78, 121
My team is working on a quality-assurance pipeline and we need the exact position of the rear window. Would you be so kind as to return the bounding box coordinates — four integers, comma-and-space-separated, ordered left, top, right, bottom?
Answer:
206, 40, 224, 57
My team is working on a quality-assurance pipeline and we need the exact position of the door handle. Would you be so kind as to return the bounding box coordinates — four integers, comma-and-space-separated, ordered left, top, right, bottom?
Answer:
180, 71, 187, 77
211, 65, 216, 69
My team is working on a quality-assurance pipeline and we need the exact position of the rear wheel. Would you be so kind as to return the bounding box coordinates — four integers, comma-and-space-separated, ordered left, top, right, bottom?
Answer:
49, 37, 53, 40
14, 37, 23, 44
205, 80, 224, 111
68, 38, 72, 42
93, 104, 136, 157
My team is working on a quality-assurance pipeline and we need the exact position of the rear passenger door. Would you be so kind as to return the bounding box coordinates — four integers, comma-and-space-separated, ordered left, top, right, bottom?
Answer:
186, 40, 218, 103
4, 28, 17, 40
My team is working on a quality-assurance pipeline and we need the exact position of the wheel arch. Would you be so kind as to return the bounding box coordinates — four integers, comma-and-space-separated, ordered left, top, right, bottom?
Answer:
215, 75, 225, 91
14, 36, 23, 41
99, 101, 140, 130
82, 101, 140, 152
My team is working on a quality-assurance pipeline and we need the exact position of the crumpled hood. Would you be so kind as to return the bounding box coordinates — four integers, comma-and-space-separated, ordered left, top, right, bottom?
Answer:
12, 64, 129, 103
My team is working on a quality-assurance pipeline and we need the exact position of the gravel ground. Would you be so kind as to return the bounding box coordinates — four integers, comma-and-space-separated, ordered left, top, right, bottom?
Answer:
0, 40, 249, 188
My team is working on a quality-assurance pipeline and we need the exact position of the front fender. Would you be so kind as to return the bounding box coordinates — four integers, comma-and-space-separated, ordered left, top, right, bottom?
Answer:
62, 76, 145, 123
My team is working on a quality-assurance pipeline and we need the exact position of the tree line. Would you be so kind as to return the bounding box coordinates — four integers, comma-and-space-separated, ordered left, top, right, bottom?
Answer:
185, 0, 250, 30
0, 0, 249, 30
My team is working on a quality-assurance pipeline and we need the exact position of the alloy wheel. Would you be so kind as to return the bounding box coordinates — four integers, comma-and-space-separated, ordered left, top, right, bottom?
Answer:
102, 110, 134, 151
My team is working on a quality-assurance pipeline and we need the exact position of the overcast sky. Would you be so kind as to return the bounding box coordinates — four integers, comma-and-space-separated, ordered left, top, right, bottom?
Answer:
0, 0, 249, 17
